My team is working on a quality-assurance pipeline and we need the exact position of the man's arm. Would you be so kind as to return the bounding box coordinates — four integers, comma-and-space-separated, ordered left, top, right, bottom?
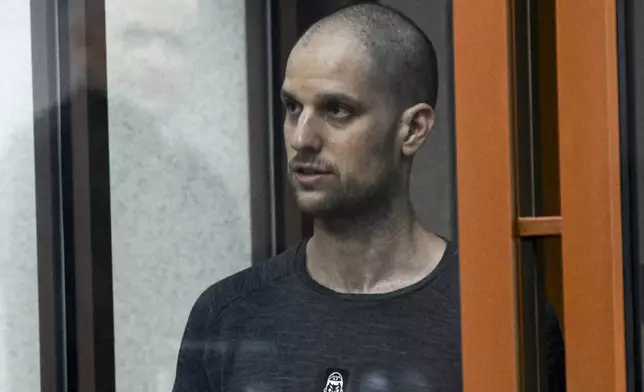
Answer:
172, 292, 212, 392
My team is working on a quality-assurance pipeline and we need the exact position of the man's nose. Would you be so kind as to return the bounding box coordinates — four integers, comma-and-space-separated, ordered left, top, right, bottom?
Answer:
290, 109, 322, 152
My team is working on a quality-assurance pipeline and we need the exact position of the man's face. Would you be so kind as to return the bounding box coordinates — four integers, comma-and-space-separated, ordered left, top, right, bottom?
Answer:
281, 33, 401, 218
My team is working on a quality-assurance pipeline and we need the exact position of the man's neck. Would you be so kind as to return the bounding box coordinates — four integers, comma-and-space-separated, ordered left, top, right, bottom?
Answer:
305, 199, 447, 294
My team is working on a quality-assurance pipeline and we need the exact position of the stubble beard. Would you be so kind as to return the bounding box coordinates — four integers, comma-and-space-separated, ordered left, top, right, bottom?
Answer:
293, 167, 398, 221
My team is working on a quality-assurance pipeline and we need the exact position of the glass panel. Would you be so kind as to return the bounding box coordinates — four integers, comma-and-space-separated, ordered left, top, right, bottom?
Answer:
102, 0, 459, 390
514, 0, 561, 218
0, 0, 41, 390
105, 1, 254, 390
23, 0, 461, 390
519, 238, 566, 392
513, 0, 565, 389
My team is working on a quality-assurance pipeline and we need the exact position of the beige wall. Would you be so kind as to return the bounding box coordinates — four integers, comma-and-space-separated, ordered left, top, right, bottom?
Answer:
106, 1, 253, 390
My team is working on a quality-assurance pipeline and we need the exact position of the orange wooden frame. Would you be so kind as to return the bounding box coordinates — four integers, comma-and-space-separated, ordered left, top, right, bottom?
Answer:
454, 2, 520, 391
516, 217, 562, 237
456, 0, 627, 391
556, 0, 627, 391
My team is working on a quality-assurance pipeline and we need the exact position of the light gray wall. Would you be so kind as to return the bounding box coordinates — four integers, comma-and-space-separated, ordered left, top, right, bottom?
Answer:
105, 1, 252, 390
379, 0, 456, 240
0, 1, 40, 391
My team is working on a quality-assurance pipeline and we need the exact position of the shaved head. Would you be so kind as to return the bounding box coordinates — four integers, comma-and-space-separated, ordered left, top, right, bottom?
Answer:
281, 4, 438, 218
297, 3, 438, 112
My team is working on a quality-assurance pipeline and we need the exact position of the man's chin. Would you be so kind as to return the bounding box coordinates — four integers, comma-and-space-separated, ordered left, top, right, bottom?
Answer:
295, 195, 338, 218
295, 201, 331, 218
295, 198, 356, 220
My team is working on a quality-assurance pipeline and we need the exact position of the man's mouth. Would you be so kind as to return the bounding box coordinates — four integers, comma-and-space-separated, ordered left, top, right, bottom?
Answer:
295, 167, 329, 175
291, 165, 333, 185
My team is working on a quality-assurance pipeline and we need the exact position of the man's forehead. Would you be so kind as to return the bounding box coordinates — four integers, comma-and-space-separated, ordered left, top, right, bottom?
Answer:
289, 32, 369, 70
284, 33, 373, 100
282, 76, 363, 100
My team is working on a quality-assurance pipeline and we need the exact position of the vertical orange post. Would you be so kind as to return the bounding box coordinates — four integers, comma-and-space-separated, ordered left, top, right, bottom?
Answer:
556, 0, 627, 391
454, 1, 520, 391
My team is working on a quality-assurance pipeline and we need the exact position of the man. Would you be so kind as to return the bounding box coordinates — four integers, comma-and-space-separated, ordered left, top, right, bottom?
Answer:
173, 4, 565, 391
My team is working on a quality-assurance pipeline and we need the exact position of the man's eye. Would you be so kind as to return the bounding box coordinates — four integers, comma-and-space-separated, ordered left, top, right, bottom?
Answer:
284, 100, 302, 116
326, 103, 352, 120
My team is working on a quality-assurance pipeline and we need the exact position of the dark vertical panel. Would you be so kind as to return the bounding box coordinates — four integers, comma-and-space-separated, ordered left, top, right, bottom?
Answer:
512, 0, 564, 389
513, 0, 560, 218
535, 0, 560, 218
32, 0, 114, 390
31, 0, 67, 390
512, 2, 540, 389
61, 0, 115, 391
57, 3, 79, 390
619, 0, 644, 390
519, 239, 551, 392
535, 0, 564, 331
270, 0, 296, 252
512, 0, 539, 218
616, 1, 635, 391
246, 0, 276, 262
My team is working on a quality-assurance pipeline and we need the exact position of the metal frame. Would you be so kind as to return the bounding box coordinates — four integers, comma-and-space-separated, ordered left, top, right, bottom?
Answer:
63, 1, 116, 390
31, 0, 117, 391
31, 1, 285, 390
246, 0, 278, 262
617, 0, 644, 390
31, 0, 68, 390
269, 0, 300, 253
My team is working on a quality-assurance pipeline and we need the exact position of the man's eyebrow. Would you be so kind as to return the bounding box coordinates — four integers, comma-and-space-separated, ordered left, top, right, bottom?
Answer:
280, 89, 296, 101
314, 92, 361, 106
280, 89, 362, 106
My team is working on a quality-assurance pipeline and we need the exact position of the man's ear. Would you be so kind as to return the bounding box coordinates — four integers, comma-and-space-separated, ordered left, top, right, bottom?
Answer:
399, 103, 435, 157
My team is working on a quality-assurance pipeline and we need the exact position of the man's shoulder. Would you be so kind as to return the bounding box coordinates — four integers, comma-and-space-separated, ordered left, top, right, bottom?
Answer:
426, 242, 460, 303
190, 243, 303, 319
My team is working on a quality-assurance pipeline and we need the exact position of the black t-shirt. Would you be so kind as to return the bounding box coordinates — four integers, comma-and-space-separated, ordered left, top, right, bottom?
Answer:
172, 240, 565, 391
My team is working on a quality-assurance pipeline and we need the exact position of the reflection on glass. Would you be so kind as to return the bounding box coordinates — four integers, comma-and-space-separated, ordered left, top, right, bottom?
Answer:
519, 238, 566, 392
0, 0, 40, 391
172, 3, 465, 392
